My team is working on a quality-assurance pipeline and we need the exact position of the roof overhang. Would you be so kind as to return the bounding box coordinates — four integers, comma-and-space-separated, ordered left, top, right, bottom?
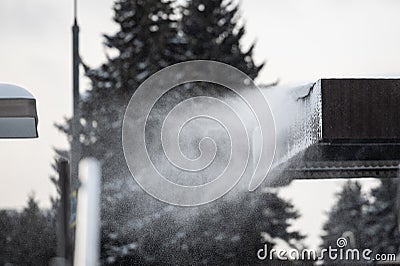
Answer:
267, 79, 400, 181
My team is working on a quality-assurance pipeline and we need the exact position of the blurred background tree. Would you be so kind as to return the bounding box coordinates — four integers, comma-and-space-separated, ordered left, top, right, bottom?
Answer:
0, 195, 57, 265
181, 0, 263, 79
56, 0, 303, 264
363, 179, 400, 257
320, 181, 368, 264
320, 180, 400, 263
320, 181, 368, 249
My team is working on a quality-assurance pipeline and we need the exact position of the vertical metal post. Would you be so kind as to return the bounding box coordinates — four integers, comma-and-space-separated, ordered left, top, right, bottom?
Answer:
56, 159, 72, 265
71, 0, 81, 190
74, 158, 101, 266
68, 1, 81, 263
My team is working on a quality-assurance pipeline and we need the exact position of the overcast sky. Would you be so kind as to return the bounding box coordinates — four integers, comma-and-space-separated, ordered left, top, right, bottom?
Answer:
0, 0, 399, 248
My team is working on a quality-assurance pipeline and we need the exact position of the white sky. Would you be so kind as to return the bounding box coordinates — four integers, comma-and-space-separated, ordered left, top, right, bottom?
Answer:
0, 0, 399, 248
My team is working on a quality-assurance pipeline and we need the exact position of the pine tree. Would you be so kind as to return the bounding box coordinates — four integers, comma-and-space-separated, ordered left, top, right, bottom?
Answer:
320, 181, 369, 263
181, 0, 263, 79
76, 0, 184, 167
103, 191, 304, 265
0, 209, 17, 264
364, 179, 400, 256
182, 191, 304, 265
0, 196, 57, 265
320, 180, 400, 263
54, 0, 303, 264
66, 0, 187, 262
56, 0, 184, 246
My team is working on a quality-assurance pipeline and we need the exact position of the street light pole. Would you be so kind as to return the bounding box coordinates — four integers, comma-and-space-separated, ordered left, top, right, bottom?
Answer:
71, 0, 81, 190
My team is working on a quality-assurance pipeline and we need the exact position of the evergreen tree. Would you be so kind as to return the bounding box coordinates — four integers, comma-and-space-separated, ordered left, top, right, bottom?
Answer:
183, 192, 304, 265
104, 191, 305, 265
364, 179, 400, 256
0, 209, 17, 264
76, 0, 184, 169
0, 196, 57, 265
320, 181, 368, 263
181, 0, 263, 79
55, 0, 303, 264
56, 0, 185, 253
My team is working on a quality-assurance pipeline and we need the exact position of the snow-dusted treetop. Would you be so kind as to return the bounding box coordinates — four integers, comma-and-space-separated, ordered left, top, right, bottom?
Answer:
0, 83, 35, 99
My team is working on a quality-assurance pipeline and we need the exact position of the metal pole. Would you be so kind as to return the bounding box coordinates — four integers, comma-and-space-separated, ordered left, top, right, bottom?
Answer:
68, 1, 81, 262
74, 158, 101, 266
71, 0, 81, 190
55, 159, 72, 265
